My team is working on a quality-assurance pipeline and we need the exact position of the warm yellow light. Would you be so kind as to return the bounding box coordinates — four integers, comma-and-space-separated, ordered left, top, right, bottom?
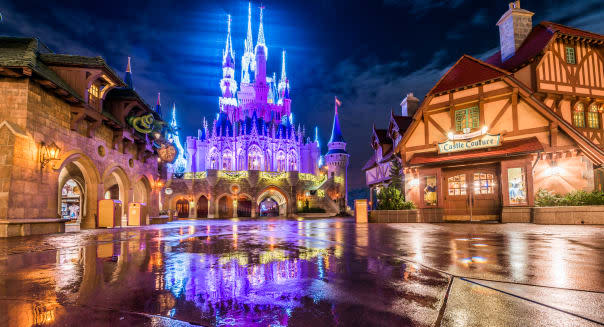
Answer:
40, 141, 61, 168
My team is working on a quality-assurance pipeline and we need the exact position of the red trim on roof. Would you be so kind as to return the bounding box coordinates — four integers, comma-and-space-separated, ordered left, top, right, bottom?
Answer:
430, 55, 508, 95
408, 137, 543, 166
543, 21, 604, 42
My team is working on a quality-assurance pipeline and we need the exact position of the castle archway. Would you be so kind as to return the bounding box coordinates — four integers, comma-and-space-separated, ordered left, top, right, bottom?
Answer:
176, 198, 190, 218
257, 186, 288, 217
102, 166, 131, 221
197, 195, 209, 218
217, 194, 233, 218
55, 151, 101, 229
237, 194, 253, 217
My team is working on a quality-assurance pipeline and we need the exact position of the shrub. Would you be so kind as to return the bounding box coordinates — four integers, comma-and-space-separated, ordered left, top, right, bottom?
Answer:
535, 189, 604, 206
376, 186, 416, 210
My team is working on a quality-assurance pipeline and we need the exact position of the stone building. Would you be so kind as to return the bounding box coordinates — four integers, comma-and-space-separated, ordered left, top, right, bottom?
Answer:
365, 1, 604, 223
0, 37, 163, 236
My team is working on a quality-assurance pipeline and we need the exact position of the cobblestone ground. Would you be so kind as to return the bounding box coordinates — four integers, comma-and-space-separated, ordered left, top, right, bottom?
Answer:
0, 219, 603, 326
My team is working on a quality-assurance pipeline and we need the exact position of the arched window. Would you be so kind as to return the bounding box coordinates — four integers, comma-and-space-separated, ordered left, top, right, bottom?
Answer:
288, 150, 298, 171
237, 150, 246, 171
265, 150, 272, 171
248, 146, 263, 170
209, 149, 219, 169
588, 103, 600, 129
276, 151, 286, 172
222, 150, 233, 170
573, 103, 585, 128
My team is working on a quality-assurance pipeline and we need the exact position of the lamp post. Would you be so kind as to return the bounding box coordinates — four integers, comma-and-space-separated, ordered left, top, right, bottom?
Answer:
40, 141, 61, 168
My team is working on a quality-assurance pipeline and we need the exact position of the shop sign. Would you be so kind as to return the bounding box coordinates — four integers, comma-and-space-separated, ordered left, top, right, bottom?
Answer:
438, 134, 501, 153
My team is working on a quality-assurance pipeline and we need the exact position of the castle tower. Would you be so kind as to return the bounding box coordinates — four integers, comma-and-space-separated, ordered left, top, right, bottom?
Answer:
124, 57, 133, 89
154, 92, 161, 117
325, 97, 349, 210
254, 6, 269, 104
220, 14, 238, 115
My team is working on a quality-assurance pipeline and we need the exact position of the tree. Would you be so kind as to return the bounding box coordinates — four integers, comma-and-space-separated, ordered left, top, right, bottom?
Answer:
376, 186, 415, 210
389, 157, 403, 190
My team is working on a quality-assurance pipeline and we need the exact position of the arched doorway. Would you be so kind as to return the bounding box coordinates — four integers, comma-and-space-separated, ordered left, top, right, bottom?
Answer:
102, 166, 130, 222
259, 197, 279, 216
197, 195, 209, 218
56, 152, 101, 229
218, 195, 233, 218
133, 176, 151, 204
257, 187, 288, 217
176, 199, 190, 218
237, 195, 252, 217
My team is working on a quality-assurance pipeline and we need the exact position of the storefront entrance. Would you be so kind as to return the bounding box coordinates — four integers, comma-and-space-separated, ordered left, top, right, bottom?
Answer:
443, 165, 500, 221
176, 199, 190, 218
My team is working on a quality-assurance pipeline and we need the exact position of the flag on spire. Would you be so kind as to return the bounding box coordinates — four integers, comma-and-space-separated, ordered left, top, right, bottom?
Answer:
335, 96, 341, 114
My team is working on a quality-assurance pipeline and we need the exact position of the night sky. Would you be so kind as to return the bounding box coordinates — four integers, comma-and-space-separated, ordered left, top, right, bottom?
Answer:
1, 0, 603, 189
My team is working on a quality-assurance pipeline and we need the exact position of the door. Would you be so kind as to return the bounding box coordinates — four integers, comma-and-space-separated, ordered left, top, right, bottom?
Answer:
218, 196, 233, 218
443, 166, 500, 221
237, 197, 252, 217
176, 199, 190, 218
197, 196, 208, 218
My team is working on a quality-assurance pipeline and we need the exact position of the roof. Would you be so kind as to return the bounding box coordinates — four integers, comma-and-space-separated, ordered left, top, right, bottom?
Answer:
329, 110, 345, 143
373, 128, 391, 145
430, 55, 509, 95
486, 21, 604, 72
362, 154, 376, 171
39, 53, 124, 85
392, 115, 413, 131
408, 137, 543, 166
326, 148, 348, 155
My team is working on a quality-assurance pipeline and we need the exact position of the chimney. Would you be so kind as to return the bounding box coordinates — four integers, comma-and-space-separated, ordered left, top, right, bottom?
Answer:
497, 1, 534, 62
401, 93, 420, 117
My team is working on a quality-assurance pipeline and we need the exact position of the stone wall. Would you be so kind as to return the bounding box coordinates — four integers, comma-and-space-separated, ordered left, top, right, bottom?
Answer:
0, 76, 160, 234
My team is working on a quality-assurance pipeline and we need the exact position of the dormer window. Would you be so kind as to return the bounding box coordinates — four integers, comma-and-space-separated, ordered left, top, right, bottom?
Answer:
89, 84, 99, 101
565, 47, 576, 65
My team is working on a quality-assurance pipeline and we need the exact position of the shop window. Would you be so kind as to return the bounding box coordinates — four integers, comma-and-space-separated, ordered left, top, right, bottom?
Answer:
61, 179, 81, 221
424, 176, 437, 206
588, 103, 600, 129
473, 172, 494, 194
565, 47, 576, 65
573, 103, 585, 128
454, 107, 479, 132
507, 168, 527, 205
448, 174, 466, 196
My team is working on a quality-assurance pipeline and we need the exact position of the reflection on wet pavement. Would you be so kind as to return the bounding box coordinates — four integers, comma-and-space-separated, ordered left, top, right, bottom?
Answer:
0, 219, 603, 326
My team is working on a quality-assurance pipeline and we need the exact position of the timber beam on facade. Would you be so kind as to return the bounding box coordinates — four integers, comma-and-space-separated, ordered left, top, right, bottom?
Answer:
425, 88, 513, 112
70, 106, 104, 135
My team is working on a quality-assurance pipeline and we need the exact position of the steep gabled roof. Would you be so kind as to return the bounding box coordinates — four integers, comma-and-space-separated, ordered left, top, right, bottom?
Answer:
361, 153, 376, 171
372, 128, 391, 146
485, 21, 604, 72
429, 55, 509, 95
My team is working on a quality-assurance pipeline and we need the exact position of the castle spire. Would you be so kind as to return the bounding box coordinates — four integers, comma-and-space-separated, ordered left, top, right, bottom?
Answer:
278, 50, 288, 99
220, 14, 238, 103
154, 92, 161, 117
124, 57, 133, 89
242, 2, 255, 83
329, 97, 345, 143
255, 5, 267, 58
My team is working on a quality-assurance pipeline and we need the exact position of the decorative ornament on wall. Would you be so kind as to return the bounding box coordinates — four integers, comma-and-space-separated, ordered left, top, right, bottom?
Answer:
127, 113, 166, 135
158, 143, 177, 163
164, 188, 173, 195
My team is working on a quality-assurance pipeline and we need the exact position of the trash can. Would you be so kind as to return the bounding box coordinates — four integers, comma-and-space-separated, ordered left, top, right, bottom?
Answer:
128, 202, 148, 226
98, 199, 122, 228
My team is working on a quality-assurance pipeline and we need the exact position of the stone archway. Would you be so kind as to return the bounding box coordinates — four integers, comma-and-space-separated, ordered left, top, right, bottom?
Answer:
176, 198, 190, 218
102, 165, 131, 222
54, 151, 101, 229
197, 195, 209, 218
257, 186, 289, 217
237, 194, 253, 217
133, 176, 152, 204
217, 194, 233, 218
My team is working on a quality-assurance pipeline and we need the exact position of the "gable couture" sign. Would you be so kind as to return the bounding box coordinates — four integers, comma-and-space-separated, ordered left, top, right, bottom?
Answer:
438, 134, 501, 153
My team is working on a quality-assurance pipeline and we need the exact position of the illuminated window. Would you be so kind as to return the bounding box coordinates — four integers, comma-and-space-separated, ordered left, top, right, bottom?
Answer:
565, 47, 576, 65
507, 168, 527, 205
276, 151, 286, 172
448, 174, 467, 196
454, 107, 480, 132
473, 172, 495, 194
424, 176, 437, 206
88, 84, 100, 103
573, 103, 585, 128
588, 103, 599, 129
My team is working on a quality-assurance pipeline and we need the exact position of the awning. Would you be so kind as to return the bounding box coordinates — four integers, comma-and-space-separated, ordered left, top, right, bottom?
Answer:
408, 137, 543, 166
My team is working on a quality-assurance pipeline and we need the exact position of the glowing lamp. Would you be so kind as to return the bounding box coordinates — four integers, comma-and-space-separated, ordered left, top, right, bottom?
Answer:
447, 132, 454, 139
546, 165, 563, 177
481, 126, 489, 134
40, 141, 61, 168
409, 178, 420, 187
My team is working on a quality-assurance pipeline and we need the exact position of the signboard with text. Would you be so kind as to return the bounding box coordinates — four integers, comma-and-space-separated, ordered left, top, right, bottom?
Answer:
438, 134, 501, 154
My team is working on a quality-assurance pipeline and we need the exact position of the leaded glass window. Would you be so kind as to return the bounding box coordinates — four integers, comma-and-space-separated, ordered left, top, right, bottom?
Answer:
448, 174, 467, 196
573, 103, 585, 128
454, 107, 480, 132
565, 47, 576, 65
473, 172, 495, 194
588, 104, 599, 129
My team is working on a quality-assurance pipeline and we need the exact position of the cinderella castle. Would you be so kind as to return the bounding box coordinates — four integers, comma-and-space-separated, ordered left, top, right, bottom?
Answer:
161, 4, 349, 219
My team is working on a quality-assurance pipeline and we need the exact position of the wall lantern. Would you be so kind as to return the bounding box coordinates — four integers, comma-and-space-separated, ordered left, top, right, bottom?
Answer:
40, 141, 61, 168
409, 178, 420, 187
546, 163, 563, 177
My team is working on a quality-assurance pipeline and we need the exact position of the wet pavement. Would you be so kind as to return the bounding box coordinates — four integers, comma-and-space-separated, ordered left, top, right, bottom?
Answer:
0, 218, 603, 326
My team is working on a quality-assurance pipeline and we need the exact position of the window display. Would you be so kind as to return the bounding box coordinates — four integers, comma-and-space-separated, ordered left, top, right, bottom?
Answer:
61, 179, 81, 220
424, 176, 437, 206
507, 168, 527, 205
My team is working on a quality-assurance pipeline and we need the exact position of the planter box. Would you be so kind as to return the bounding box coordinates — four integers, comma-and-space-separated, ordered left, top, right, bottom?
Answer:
369, 210, 419, 223
0, 218, 67, 238
502, 207, 532, 223
533, 206, 604, 224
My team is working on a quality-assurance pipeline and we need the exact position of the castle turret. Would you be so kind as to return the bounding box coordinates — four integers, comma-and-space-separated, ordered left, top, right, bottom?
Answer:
325, 97, 349, 211
220, 14, 238, 112
254, 6, 269, 104
154, 92, 161, 117
241, 2, 255, 84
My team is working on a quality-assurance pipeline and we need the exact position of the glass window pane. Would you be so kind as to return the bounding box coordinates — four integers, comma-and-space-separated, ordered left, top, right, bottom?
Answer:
424, 176, 437, 206
507, 167, 527, 205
